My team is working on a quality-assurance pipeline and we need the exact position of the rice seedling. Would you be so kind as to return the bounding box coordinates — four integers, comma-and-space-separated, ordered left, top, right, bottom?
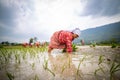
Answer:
110, 62, 120, 80
13, 51, 21, 69
31, 62, 35, 70
111, 43, 117, 48
0, 45, 3, 48
15, 53, 21, 64
94, 66, 105, 76
0, 46, 49, 80
94, 68, 101, 76
98, 55, 105, 65
43, 57, 48, 70
0, 52, 4, 70
72, 44, 78, 52
0, 49, 18, 70
19, 48, 27, 60
38, 46, 47, 53
0, 49, 8, 63
29, 49, 35, 58
43, 57, 55, 76
61, 64, 66, 74
6, 72, 14, 80
46, 67, 55, 76
90, 41, 96, 48
62, 44, 78, 52
77, 55, 86, 75
33, 74, 39, 80
30, 48, 41, 59
94, 55, 106, 77
22, 52, 26, 60
68, 55, 71, 68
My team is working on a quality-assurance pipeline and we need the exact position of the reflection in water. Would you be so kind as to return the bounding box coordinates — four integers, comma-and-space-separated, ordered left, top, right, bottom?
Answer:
0, 47, 120, 80
48, 53, 82, 80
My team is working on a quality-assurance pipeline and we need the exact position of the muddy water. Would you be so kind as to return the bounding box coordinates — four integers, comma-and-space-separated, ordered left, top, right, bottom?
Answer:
0, 46, 120, 80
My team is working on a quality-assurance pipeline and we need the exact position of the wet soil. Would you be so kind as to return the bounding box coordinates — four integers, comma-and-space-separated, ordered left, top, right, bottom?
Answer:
0, 46, 120, 80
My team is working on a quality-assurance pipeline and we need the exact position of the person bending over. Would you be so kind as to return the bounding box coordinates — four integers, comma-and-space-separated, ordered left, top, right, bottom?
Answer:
48, 28, 81, 54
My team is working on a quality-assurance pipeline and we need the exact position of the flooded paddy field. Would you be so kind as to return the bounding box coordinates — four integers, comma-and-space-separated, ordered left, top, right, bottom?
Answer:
0, 46, 120, 80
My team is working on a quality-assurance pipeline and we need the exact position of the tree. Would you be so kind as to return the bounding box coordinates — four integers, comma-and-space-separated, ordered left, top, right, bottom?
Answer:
1, 41, 9, 45
29, 38, 33, 44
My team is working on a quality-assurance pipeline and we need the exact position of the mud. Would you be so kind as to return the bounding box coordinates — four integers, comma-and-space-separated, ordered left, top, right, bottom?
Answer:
0, 46, 120, 80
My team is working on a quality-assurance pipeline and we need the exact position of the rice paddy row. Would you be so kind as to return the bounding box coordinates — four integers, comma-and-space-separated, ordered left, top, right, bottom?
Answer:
0, 46, 120, 80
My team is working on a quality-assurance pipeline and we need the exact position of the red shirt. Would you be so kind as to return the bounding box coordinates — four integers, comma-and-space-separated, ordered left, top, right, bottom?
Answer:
58, 30, 73, 53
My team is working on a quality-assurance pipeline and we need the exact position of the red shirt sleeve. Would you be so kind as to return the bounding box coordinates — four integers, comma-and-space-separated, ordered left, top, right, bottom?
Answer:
66, 36, 73, 53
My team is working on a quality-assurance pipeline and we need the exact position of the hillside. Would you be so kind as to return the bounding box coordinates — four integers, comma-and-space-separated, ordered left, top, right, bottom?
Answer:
74, 22, 120, 44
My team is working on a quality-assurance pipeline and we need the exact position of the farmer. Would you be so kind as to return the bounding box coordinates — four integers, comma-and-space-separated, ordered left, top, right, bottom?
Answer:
48, 28, 80, 54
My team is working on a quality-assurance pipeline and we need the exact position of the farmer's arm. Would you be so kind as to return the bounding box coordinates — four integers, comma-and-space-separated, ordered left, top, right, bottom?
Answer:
66, 37, 73, 53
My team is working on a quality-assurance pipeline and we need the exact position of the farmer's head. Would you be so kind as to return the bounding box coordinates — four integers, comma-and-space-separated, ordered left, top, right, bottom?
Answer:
72, 28, 81, 38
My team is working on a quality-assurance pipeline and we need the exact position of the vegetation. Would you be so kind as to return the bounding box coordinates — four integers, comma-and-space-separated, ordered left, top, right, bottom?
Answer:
0, 44, 3, 48
90, 41, 96, 47
6, 72, 14, 80
111, 43, 117, 48
62, 43, 78, 52
0, 44, 120, 80
110, 62, 120, 80
75, 22, 120, 44
98, 55, 105, 65
77, 55, 86, 75
43, 57, 55, 76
